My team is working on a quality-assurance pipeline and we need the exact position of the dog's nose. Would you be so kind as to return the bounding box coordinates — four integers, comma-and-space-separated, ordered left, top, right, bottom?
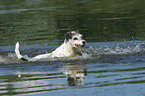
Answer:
82, 41, 86, 45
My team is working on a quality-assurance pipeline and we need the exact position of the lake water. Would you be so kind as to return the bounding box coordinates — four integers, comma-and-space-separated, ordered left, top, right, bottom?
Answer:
0, 0, 145, 96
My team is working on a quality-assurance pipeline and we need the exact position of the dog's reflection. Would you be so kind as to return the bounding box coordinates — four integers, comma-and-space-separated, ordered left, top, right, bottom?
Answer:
64, 63, 87, 86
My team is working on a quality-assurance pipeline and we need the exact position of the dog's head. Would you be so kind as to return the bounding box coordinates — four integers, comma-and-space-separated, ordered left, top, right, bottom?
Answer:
65, 31, 86, 50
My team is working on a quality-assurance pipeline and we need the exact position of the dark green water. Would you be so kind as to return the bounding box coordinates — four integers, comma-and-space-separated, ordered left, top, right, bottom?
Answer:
0, 0, 145, 96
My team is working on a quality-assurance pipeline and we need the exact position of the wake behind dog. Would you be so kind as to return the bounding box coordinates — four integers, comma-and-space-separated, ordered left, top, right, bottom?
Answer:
15, 31, 86, 61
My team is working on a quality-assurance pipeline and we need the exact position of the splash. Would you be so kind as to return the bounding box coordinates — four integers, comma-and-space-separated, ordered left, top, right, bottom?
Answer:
0, 52, 91, 63
0, 53, 21, 64
1, 41, 145, 63
0, 56, 7, 63
84, 43, 145, 56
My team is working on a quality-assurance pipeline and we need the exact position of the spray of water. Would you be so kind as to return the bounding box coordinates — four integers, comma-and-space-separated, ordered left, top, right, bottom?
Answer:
0, 42, 145, 63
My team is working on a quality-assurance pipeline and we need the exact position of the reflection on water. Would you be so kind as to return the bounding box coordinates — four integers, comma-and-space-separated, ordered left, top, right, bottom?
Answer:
64, 63, 87, 86
0, 62, 87, 95
0, 60, 145, 96
1, 0, 145, 96
0, 40, 145, 95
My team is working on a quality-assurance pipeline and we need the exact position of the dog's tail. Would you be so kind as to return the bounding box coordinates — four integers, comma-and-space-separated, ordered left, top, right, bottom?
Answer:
15, 42, 29, 61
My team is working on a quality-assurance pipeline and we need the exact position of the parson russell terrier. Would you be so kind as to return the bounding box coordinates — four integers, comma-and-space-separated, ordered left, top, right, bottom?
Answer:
15, 31, 86, 61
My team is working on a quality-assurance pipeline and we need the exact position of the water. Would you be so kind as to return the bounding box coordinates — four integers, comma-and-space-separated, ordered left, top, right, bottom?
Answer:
1, 0, 145, 96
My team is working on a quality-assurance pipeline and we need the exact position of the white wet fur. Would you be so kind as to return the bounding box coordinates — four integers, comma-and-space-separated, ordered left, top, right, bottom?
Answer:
15, 31, 86, 61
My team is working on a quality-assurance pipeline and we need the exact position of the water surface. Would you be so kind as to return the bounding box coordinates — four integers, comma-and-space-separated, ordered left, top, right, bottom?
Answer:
0, 0, 145, 96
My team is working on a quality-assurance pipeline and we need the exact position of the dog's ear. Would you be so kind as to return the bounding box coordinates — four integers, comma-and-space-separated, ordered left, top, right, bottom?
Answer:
65, 32, 72, 40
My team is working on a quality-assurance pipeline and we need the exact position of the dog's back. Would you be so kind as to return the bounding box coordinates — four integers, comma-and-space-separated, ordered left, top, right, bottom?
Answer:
15, 31, 86, 61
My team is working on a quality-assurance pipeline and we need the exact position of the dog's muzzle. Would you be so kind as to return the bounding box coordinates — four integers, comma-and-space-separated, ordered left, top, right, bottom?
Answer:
74, 40, 86, 50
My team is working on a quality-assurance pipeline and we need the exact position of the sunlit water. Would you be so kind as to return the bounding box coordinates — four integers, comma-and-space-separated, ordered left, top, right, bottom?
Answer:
0, 41, 145, 96
1, 0, 145, 96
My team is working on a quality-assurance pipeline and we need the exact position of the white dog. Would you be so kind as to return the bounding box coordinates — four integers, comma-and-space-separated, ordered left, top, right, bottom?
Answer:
15, 31, 86, 61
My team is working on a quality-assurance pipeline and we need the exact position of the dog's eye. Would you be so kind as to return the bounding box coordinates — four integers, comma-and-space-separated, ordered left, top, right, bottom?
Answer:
73, 37, 78, 40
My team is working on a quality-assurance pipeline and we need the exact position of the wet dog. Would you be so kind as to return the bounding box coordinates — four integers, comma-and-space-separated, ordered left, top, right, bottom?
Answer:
15, 31, 86, 61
